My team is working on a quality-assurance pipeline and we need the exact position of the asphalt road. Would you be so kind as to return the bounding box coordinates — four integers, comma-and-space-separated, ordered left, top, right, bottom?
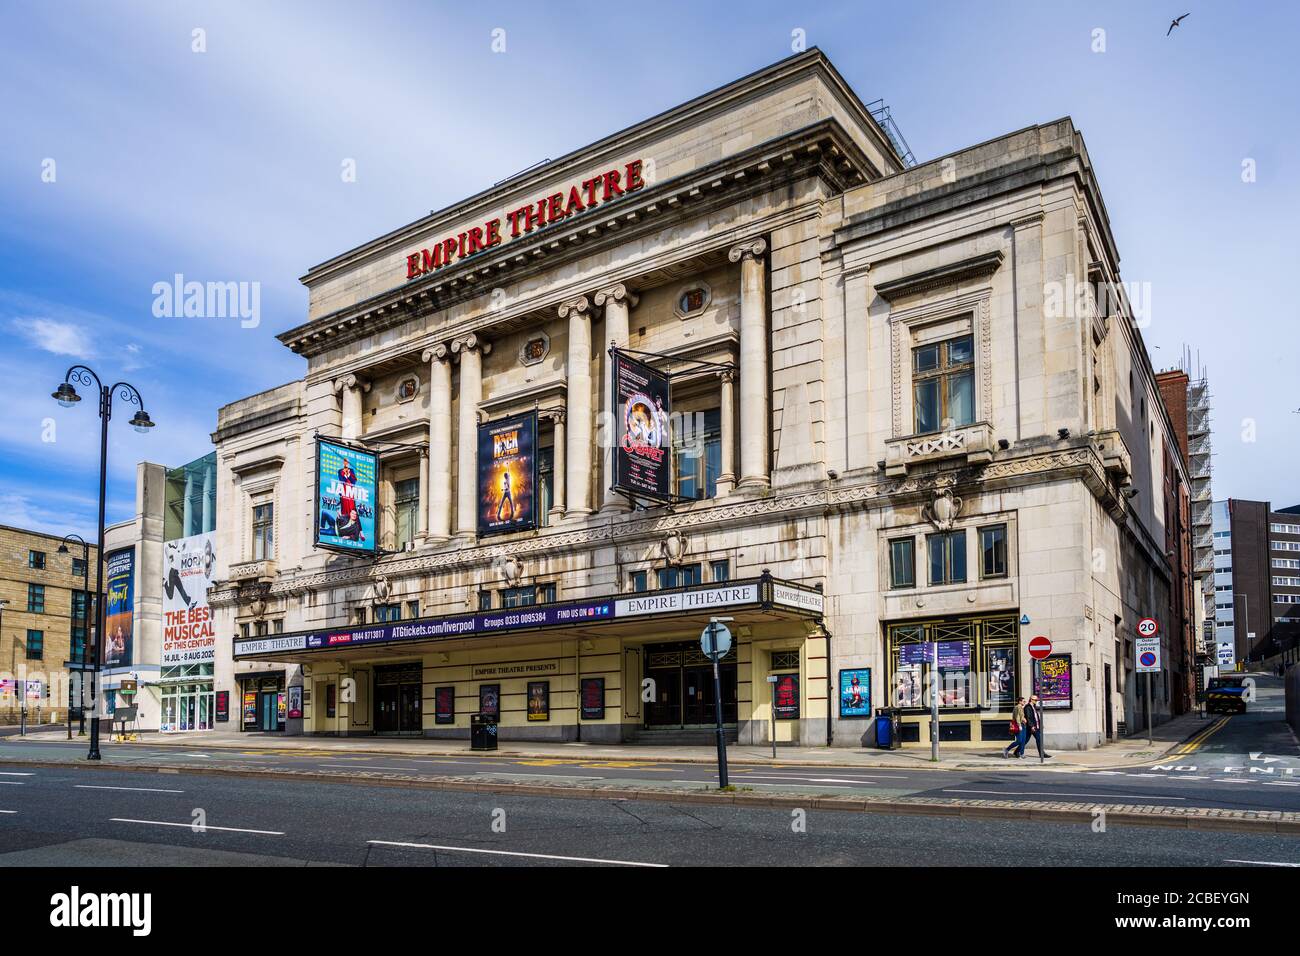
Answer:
0, 765, 1296, 867
3, 676, 1297, 815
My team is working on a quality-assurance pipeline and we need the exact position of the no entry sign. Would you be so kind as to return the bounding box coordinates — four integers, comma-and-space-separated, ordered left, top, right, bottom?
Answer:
1028, 635, 1053, 660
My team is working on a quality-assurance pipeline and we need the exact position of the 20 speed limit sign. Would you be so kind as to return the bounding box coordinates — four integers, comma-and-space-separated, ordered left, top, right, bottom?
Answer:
1136, 617, 1159, 638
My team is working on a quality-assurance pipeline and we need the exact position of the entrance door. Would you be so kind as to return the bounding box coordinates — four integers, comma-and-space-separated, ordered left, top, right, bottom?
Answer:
374, 683, 398, 733
258, 692, 278, 731
646, 667, 682, 727
399, 682, 421, 732
644, 642, 738, 729
374, 664, 421, 734
1104, 663, 1114, 740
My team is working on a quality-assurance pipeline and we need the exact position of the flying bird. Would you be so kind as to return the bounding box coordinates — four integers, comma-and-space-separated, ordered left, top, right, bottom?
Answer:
1167, 13, 1190, 36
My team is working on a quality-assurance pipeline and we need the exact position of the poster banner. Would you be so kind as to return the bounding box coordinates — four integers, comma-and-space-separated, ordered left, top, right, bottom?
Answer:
478, 684, 500, 719
527, 681, 550, 721
580, 677, 605, 720
104, 548, 135, 668
287, 685, 303, 719
162, 531, 217, 666
477, 412, 537, 536
900, 641, 971, 668
1033, 654, 1073, 710
774, 673, 800, 720
839, 668, 871, 718
434, 686, 456, 725
611, 351, 672, 500
215, 690, 230, 722
315, 439, 378, 554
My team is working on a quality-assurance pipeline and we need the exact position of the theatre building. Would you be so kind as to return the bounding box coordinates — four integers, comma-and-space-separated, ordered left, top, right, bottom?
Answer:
216, 49, 1192, 749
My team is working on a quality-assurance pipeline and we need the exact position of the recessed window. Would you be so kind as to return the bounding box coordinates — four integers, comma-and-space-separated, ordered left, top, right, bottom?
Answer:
657, 564, 702, 589
501, 586, 536, 608
913, 334, 974, 434
631, 571, 648, 593
252, 502, 274, 560
889, 538, 915, 589
72, 557, 87, 577
393, 477, 420, 550
927, 530, 967, 585
26, 630, 43, 660
27, 584, 45, 614
407, 600, 421, 618
980, 525, 1008, 578
375, 603, 402, 623
477, 590, 493, 611
674, 408, 721, 500
710, 560, 730, 583
538, 444, 554, 528
28, 550, 45, 570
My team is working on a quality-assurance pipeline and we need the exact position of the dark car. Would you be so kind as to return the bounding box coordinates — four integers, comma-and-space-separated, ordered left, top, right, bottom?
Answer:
1206, 677, 1248, 715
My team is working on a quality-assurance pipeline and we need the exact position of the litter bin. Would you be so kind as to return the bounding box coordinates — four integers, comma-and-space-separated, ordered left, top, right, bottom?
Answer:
875, 707, 901, 750
470, 713, 498, 752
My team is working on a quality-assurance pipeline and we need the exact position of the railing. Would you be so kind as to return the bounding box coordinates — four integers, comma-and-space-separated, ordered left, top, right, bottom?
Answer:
883, 422, 994, 476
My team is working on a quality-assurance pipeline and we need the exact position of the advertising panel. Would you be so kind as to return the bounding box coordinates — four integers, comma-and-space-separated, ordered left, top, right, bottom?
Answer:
838, 668, 871, 718
162, 531, 217, 666
527, 681, 550, 721
104, 548, 135, 668
774, 673, 800, 720
1033, 654, 1073, 710
434, 686, 456, 725
580, 677, 605, 720
477, 412, 537, 536
611, 351, 671, 500
315, 439, 378, 554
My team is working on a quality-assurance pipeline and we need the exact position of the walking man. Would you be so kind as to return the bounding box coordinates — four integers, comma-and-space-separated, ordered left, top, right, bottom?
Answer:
1020, 693, 1052, 759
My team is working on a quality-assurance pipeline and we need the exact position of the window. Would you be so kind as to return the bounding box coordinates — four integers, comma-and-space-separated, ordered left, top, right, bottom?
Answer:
407, 600, 421, 619
375, 604, 401, 623
537, 583, 556, 604
255, 620, 268, 637
26, 630, 43, 660
252, 502, 274, 560
630, 571, 648, 593
273, 619, 284, 634
889, 538, 915, 589
674, 408, 721, 500
501, 586, 536, 608
979, 525, 1008, 578
393, 477, 420, 550
240, 623, 250, 638
927, 531, 967, 585
28, 550, 45, 570
72, 557, 86, 577
913, 335, 974, 434
710, 560, 730, 583
27, 584, 45, 614
657, 564, 702, 589
477, 590, 493, 611
538, 444, 554, 528
352, 606, 368, 625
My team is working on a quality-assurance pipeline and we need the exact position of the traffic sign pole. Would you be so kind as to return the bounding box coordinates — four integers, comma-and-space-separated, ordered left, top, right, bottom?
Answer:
703, 617, 734, 789
930, 642, 939, 762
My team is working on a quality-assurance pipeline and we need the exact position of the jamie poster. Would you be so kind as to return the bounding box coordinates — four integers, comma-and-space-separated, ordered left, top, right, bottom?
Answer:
315, 439, 377, 554
477, 413, 537, 536
839, 668, 871, 718
1033, 654, 1073, 710
611, 351, 671, 500
103, 547, 135, 668
162, 531, 217, 666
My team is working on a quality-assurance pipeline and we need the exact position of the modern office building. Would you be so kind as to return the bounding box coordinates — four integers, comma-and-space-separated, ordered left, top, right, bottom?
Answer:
1212, 498, 1300, 666
214, 49, 1194, 749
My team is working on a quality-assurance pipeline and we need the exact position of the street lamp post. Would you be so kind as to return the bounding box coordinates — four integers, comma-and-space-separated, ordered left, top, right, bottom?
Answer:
57, 534, 91, 739
52, 366, 154, 761
1234, 592, 1251, 667
0, 601, 9, 726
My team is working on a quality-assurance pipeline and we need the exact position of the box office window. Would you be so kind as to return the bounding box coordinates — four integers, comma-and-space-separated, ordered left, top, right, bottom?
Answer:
927, 530, 967, 585
887, 616, 1018, 712
890, 538, 915, 589
980, 524, 1008, 579
913, 334, 974, 434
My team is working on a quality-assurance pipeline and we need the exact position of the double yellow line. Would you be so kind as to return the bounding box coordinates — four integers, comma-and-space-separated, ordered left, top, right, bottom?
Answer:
1171, 716, 1230, 756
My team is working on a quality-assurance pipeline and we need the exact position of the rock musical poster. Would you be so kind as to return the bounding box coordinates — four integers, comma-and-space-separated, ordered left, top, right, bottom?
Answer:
477, 412, 537, 536
103, 547, 135, 668
611, 351, 672, 501
315, 439, 378, 554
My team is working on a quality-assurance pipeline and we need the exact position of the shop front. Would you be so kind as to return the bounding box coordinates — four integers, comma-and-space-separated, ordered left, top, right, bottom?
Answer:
239, 671, 286, 732
884, 613, 1021, 746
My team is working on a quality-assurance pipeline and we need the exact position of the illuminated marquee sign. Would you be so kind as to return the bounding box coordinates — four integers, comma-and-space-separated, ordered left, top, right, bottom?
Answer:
404, 160, 646, 280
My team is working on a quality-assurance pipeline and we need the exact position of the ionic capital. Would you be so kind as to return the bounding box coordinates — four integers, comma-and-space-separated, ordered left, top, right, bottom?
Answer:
594, 283, 639, 310
450, 333, 492, 357
727, 237, 767, 264
421, 342, 451, 364
557, 295, 592, 320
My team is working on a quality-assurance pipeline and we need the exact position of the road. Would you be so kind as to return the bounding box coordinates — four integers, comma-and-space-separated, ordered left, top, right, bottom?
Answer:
2, 676, 1296, 835
0, 765, 1296, 867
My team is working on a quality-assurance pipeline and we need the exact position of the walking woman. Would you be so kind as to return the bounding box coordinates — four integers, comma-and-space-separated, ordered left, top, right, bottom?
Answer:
1003, 697, 1027, 758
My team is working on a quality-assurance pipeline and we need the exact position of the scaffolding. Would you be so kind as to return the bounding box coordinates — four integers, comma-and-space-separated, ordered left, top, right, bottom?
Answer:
866, 99, 917, 169
1181, 347, 1214, 639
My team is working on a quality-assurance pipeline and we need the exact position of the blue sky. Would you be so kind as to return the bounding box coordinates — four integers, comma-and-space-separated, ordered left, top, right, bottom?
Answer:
1, 0, 1296, 538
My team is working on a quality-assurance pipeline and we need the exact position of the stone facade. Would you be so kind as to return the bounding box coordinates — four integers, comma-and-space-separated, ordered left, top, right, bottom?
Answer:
212, 49, 1192, 750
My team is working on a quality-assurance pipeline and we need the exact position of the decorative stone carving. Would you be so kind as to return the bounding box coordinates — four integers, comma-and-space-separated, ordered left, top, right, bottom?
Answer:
491, 554, 524, 585
373, 575, 391, 602
673, 282, 712, 319
923, 488, 963, 531
518, 331, 550, 366
593, 283, 639, 310
727, 237, 767, 263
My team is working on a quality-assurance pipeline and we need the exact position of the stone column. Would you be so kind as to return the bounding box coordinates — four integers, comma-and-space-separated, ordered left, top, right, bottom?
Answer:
422, 343, 453, 542
594, 283, 638, 511
416, 447, 429, 541
451, 334, 490, 537
339, 373, 370, 441
717, 368, 736, 496
545, 408, 566, 521
182, 468, 195, 536
729, 238, 769, 489
558, 296, 593, 517
200, 458, 214, 531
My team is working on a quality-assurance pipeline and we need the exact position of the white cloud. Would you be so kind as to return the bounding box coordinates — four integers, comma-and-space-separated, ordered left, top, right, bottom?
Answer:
13, 317, 94, 359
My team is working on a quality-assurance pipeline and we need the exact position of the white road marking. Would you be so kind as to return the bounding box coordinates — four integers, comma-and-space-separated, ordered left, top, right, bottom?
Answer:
1091, 771, 1126, 776
1264, 781, 1300, 787
0, 772, 34, 776
737, 774, 883, 783
0, 810, 16, 814
314, 763, 433, 772
76, 785, 184, 793
1226, 859, 1300, 867
367, 839, 667, 867
110, 818, 283, 835
942, 789, 1186, 800
0, 781, 25, 786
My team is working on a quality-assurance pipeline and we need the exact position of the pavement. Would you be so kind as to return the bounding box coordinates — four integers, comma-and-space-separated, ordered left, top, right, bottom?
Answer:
2, 703, 1222, 772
